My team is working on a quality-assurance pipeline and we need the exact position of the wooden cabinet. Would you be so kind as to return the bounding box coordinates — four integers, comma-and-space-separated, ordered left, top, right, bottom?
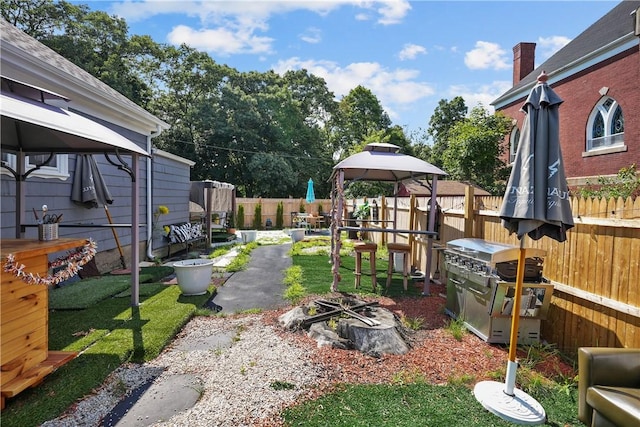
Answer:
1, 239, 84, 409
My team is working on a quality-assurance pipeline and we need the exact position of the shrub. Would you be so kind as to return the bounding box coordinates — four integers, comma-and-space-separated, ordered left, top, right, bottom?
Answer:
276, 201, 284, 229
236, 205, 245, 229
579, 164, 640, 199
253, 203, 262, 230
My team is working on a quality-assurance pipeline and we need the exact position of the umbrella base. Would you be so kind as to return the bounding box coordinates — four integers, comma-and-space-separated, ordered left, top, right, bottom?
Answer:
473, 381, 546, 425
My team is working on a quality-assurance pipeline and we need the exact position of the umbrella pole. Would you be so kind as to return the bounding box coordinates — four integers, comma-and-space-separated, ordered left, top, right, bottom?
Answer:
104, 205, 127, 270
505, 237, 527, 395
473, 235, 546, 425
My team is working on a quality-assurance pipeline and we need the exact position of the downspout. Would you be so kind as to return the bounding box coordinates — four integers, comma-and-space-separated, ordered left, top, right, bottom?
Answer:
146, 125, 162, 261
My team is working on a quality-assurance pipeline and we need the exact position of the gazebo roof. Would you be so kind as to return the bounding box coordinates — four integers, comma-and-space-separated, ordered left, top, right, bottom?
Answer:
333, 143, 446, 182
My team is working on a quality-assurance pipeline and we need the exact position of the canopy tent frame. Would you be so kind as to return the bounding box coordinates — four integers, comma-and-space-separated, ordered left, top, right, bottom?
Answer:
329, 143, 446, 294
1, 77, 150, 307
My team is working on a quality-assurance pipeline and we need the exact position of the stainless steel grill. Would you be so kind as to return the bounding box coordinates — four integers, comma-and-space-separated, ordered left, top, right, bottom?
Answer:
444, 238, 553, 345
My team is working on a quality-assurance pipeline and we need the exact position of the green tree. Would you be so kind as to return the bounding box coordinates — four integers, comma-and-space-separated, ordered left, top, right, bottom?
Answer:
427, 97, 468, 168
442, 106, 512, 194
276, 201, 284, 229
252, 203, 262, 230
1, 0, 153, 105
330, 85, 391, 159
236, 205, 245, 230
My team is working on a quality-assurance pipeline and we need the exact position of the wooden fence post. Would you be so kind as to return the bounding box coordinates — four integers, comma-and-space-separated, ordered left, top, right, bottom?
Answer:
464, 185, 474, 237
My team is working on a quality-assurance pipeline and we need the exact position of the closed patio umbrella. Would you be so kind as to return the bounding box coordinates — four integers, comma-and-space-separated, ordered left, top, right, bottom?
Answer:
474, 71, 574, 425
306, 178, 316, 204
71, 154, 127, 269
71, 154, 113, 208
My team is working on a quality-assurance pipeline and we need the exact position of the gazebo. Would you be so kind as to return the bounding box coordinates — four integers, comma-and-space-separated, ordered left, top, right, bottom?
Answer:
329, 143, 447, 293
1, 78, 150, 306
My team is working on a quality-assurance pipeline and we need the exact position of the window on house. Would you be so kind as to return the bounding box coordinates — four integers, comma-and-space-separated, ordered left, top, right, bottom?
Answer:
586, 97, 625, 153
1, 153, 69, 180
509, 127, 520, 164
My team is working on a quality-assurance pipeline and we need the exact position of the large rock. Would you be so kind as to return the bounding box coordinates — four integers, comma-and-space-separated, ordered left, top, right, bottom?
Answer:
308, 322, 350, 349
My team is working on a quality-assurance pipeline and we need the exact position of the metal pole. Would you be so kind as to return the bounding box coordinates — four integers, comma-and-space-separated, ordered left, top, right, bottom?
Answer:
130, 154, 140, 307
423, 176, 438, 296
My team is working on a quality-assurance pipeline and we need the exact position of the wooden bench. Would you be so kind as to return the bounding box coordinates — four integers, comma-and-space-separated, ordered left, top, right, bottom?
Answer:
166, 222, 206, 258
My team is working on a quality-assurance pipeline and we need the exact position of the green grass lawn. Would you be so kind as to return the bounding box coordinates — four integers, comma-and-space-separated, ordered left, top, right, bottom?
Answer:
282, 382, 582, 426
2, 276, 212, 427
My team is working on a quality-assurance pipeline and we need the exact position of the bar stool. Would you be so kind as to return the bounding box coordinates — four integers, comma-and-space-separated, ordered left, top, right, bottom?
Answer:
386, 243, 411, 291
354, 242, 378, 292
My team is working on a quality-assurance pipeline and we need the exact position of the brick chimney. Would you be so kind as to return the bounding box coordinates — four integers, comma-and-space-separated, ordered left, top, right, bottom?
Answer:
512, 42, 536, 84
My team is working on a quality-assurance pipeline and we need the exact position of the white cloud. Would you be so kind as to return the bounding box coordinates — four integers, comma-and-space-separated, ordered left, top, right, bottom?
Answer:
111, 0, 409, 25
111, 1, 411, 56
537, 35, 571, 63
300, 27, 322, 44
272, 57, 434, 123
398, 43, 427, 61
376, 0, 412, 25
448, 80, 512, 112
168, 25, 273, 55
464, 41, 510, 70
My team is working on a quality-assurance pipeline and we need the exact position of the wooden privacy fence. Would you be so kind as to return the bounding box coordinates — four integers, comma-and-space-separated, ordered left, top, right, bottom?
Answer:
470, 195, 640, 355
235, 192, 639, 355
369, 192, 640, 355
235, 198, 331, 229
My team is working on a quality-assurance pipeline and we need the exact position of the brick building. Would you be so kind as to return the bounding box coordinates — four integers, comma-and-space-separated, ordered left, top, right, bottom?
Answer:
493, 1, 640, 189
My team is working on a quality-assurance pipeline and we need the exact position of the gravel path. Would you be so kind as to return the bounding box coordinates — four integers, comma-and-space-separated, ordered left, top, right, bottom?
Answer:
44, 314, 324, 427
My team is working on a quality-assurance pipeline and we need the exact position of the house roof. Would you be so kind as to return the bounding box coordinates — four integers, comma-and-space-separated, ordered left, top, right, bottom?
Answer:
493, 1, 640, 108
0, 19, 169, 135
399, 180, 491, 197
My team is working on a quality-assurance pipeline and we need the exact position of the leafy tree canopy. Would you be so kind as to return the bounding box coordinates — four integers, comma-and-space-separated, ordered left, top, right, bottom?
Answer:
427, 96, 468, 167
442, 106, 512, 195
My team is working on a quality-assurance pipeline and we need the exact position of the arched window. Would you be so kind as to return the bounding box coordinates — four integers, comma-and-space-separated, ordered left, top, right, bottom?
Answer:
509, 127, 520, 164
586, 97, 624, 152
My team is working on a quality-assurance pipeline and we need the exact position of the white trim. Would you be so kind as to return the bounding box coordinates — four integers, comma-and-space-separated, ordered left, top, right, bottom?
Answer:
494, 34, 637, 109
585, 96, 625, 153
1, 153, 69, 180
509, 127, 520, 164
581, 144, 627, 157
152, 148, 195, 167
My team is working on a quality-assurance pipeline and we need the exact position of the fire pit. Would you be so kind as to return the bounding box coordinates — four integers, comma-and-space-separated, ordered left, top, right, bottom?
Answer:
279, 296, 410, 356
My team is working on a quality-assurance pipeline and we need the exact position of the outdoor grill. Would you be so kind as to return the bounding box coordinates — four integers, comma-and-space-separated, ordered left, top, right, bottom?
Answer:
443, 238, 553, 345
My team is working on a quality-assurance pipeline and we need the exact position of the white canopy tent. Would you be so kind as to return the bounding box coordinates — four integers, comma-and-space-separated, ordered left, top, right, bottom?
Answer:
1, 77, 150, 306
330, 143, 447, 294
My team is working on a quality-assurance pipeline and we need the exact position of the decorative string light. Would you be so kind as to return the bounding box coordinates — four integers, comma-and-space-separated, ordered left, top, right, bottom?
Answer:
3, 239, 98, 286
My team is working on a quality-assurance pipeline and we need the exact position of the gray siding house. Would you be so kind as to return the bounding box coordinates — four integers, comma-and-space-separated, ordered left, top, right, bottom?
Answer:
1, 19, 193, 272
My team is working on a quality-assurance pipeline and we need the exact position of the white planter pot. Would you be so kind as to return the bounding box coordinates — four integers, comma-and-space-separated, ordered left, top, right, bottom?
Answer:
173, 259, 214, 296
290, 228, 306, 243
241, 230, 258, 244
393, 252, 405, 273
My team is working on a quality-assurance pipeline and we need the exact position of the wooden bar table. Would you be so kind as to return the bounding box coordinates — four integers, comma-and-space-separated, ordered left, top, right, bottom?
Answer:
1, 238, 88, 409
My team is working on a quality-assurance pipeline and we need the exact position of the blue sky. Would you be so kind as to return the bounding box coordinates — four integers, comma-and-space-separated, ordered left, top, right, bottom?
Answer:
81, 0, 619, 136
